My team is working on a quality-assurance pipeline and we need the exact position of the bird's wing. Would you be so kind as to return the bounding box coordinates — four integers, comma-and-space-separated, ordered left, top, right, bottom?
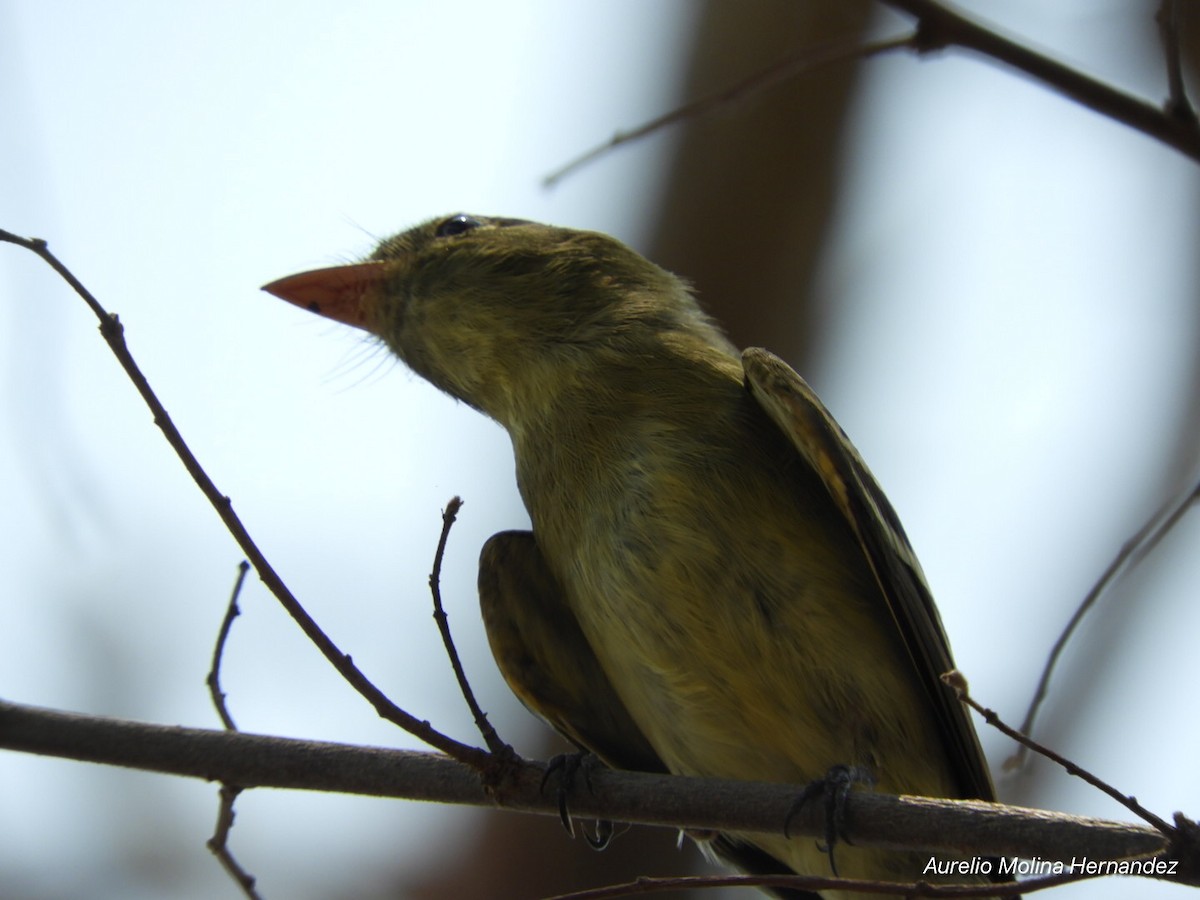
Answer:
478, 530, 666, 774
742, 347, 994, 803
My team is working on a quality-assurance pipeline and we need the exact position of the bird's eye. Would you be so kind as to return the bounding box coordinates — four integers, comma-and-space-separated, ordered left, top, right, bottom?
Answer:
435, 215, 482, 238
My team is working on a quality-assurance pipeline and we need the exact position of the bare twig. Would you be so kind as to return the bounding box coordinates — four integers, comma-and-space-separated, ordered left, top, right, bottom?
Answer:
427, 498, 512, 758
880, 0, 1200, 162
943, 671, 1174, 835
0, 228, 490, 770
204, 561, 260, 896
1016, 477, 1200, 761
207, 784, 261, 900
1157, 0, 1198, 123
208, 561, 250, 731
543, 33, 913, 187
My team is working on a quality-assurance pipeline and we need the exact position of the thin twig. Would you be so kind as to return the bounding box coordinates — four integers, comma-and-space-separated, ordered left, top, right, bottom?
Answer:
943, 671, 1174, 835
0, 228, 490, 770
1157, 0, 1198, 123
427, 497, 512, 759
208, 560, 250, 731
543, 33, 913, 187
204, 561, 260, 896
880, 0, 1200, 163
1015, 477, 1200, 759
206, 784, 262, 900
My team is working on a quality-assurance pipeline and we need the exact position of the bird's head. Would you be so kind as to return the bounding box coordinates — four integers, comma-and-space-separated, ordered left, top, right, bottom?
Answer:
264, 214, 734, 426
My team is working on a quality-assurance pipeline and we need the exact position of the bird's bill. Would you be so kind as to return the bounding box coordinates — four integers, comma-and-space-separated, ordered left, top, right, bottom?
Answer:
261, 261, 390, 331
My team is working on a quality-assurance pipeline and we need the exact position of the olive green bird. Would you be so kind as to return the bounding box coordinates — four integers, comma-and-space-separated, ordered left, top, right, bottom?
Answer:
264, 214, 996, 898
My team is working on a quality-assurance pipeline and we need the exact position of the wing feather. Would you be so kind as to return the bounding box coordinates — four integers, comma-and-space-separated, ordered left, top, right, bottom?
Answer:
742, 347, 994, 803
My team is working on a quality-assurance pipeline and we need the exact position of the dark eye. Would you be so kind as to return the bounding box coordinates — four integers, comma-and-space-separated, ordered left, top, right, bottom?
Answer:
435, 215, 482, 238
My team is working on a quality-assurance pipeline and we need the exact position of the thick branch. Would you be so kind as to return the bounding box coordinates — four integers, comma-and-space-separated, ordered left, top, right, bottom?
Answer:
1, 698, 1181, 878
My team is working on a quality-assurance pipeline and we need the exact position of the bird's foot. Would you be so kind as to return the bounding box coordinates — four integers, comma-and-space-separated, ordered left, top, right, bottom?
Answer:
784, 765, 875, 876
541, 751, 614, 849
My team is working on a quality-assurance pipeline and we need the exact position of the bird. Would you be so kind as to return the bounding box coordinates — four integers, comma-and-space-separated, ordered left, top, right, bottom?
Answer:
263, 213, 997, 898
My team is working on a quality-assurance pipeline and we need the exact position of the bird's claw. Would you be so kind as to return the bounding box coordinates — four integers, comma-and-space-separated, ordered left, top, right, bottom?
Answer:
784, 765, 874, 876
541, 751, 614, 849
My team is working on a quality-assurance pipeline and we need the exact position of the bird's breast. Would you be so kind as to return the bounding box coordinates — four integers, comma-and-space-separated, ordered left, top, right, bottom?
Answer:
513, 391, 916, 783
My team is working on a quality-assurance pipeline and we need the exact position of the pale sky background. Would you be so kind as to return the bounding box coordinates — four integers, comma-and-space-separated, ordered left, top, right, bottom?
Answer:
2, 2, 1198, 898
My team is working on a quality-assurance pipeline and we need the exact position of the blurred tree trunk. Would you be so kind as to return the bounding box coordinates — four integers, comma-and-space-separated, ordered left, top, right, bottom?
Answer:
647, 0, 874, 365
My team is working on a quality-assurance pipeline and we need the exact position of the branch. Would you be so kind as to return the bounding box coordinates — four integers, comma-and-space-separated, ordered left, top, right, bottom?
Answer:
546, 2, 1200, 187
543, 33, 911, 187
1016, 477, 1200, 756
879, 0, 1200, 163
945, 672, 1173, 834
0, 228, 489, 770
1, 698, 1184, 881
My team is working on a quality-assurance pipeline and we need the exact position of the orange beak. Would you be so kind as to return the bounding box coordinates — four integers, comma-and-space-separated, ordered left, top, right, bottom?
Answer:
262, 261, 391, 331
